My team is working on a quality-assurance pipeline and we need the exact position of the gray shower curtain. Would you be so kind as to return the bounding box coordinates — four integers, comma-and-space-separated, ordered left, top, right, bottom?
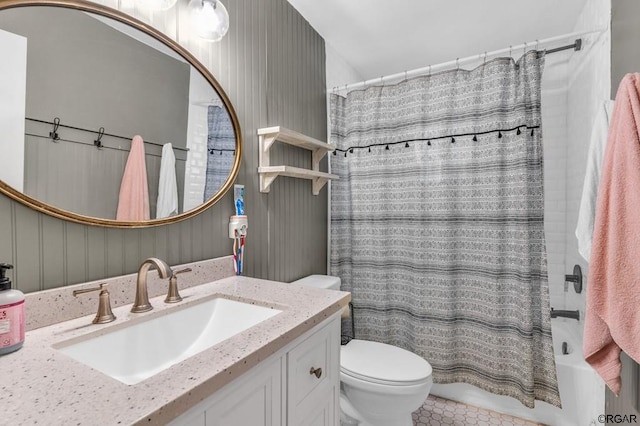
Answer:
203, 105, 235, 201
330, 50, 560, 408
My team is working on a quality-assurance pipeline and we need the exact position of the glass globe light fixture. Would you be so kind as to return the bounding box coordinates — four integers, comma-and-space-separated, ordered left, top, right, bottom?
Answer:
188, 0, 230, 42
136, 0, 178, 11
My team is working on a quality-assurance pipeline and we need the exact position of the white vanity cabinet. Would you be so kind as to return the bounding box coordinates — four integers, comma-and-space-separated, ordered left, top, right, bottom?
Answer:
169, 314, 340, 426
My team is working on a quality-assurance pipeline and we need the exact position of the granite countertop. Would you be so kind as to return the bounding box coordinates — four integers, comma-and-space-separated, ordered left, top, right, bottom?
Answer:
0, 276, 350, 425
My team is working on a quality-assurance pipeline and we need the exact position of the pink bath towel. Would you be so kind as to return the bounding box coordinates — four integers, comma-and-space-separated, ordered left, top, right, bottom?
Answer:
584, 73, 640, 395
116, 135, 150, 221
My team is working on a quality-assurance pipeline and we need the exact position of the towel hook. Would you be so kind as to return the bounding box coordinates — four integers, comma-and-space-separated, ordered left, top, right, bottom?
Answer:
49, 117, 60, 142
94, 127, 105, 149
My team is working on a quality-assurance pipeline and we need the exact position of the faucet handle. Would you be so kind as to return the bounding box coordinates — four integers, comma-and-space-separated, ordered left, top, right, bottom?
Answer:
73, 283, 116, 324
165, 268, 192, 304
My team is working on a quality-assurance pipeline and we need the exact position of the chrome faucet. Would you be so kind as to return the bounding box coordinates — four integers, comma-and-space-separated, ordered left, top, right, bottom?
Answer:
131, 257, 173, 313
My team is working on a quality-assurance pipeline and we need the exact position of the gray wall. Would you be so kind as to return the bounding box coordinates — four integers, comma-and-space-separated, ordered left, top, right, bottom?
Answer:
608, 0, 640, 415
22, 122, 186, 219
0, 7, 191, 219
611, 0, 640, 97
0, 7, 190, 147
0, 0, 328, 292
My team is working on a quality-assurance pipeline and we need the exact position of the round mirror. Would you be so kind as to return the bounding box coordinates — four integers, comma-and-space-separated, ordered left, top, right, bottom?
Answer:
0, 0, 241, 227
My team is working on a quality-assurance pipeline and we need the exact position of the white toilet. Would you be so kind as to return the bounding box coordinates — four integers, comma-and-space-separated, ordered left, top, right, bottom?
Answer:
292, 275, 433, 426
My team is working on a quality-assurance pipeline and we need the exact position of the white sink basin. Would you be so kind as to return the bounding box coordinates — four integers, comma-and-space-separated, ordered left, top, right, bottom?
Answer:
54, 296, 282, 385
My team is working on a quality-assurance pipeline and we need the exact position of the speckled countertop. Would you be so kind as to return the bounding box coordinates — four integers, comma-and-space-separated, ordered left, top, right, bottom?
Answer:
0, 276, 350, 425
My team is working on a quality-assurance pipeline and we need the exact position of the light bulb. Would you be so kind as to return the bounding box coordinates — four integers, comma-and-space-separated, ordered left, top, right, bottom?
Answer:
136, 0, 178, 11
188, 0, 229, 42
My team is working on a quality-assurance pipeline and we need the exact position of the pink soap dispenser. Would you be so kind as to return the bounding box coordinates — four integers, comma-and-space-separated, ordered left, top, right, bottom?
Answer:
0, 263, 25, 355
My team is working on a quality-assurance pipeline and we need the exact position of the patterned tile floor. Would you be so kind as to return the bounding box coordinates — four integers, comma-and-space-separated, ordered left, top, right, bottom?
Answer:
412, 395, 544, 426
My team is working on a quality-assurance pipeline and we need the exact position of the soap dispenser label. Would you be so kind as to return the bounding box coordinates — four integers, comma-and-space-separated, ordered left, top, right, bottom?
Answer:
0, 300, 25, 348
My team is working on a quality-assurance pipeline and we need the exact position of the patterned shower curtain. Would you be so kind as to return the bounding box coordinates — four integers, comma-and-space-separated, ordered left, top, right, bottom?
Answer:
203, 105, 235, 201
330, 50, 560, 408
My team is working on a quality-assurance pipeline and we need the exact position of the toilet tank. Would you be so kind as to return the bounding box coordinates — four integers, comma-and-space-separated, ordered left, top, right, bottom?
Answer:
291, 275, 341, 291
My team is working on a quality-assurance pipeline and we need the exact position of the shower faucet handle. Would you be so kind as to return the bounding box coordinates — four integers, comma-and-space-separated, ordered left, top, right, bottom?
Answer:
564, 265, 583, 294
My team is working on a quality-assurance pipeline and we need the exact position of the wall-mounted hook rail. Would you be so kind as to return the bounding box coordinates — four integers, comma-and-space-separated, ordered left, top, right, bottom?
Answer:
94, 127, 105, 149
26, 117, 189, 152
49, 117, 60, 142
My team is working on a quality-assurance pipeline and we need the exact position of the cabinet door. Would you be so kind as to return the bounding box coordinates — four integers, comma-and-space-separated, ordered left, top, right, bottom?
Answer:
205, 356, 283, 426
287, 319, 340, 426
169, 355, 283, 426
296, 382, 336, 426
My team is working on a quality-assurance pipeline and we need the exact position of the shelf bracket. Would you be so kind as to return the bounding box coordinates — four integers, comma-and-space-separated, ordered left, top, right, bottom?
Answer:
262, 136, 278, 153
260, 172, 279, 193
312, 177, 329, 195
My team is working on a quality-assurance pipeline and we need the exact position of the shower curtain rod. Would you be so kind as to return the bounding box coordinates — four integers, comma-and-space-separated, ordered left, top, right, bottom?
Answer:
334, 28, 607, 93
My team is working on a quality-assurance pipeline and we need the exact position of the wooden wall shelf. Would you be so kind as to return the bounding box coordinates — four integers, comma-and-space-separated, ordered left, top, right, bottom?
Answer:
257, 126, 338, 195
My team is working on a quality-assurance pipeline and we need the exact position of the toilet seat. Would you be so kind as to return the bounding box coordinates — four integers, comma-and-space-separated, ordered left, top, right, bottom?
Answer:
340, 339, 432, 386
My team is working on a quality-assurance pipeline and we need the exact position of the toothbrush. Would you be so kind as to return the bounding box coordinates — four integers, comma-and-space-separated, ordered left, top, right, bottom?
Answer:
239, 234, 244, 274
232, 230, 238, 275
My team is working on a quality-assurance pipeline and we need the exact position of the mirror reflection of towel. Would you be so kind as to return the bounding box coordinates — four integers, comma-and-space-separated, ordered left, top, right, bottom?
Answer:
116, 135, 150, 221
156, 143, 178, 219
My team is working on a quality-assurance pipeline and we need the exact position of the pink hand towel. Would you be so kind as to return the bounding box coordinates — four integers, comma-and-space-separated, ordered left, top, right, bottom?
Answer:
116, 135, 150, 221
584, 73, 640, 395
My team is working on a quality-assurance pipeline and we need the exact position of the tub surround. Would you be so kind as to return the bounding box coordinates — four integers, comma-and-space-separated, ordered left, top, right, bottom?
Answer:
23, 255, 234, 331
0, 271, 350, 425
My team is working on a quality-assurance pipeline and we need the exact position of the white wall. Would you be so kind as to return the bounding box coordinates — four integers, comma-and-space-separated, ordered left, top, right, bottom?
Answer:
541, 55, 569, 310
0, 28, 27, 192
565, 0, 611, 420
565, 0, 611, 335
325, 42, 363, 91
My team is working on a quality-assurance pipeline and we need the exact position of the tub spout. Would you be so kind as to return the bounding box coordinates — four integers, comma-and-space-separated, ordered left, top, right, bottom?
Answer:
550, 308, 580, 320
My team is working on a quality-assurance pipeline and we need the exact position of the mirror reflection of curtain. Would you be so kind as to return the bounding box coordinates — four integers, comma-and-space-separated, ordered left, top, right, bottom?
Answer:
203, 105, 234, 201
330, 50, 560, 409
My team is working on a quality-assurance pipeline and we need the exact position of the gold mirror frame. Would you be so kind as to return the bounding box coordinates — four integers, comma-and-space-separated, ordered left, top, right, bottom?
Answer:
0, 0, 242, 228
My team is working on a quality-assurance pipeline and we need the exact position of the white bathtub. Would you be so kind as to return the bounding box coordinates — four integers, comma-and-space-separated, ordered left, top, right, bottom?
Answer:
430, 321, 605, 425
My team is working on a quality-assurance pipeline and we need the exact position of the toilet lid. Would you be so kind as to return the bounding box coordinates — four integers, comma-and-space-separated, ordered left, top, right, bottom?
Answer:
341, 339, 432, 386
